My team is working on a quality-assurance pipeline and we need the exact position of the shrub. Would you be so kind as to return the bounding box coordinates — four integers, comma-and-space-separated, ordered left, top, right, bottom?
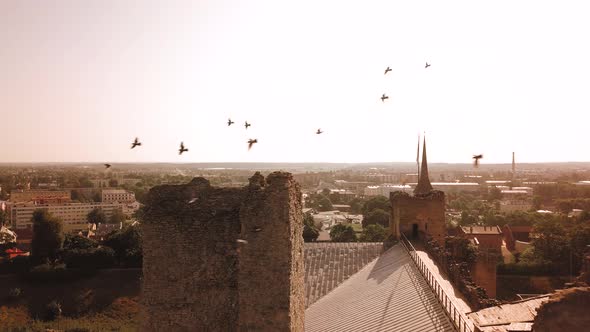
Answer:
359, 224, 387, 242
45, 300, 62, 321
0, 255, 31, 274
329, 224, 357, 242
63, 247, 116, 269
7, 287, 22, 300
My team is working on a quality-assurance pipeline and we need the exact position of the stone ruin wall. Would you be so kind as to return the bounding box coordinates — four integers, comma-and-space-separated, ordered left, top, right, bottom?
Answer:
390, 191, 446, 246
140, 172, 304, 332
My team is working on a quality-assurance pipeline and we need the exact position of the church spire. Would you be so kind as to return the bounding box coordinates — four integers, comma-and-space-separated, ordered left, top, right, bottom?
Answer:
414, 136, 433, 195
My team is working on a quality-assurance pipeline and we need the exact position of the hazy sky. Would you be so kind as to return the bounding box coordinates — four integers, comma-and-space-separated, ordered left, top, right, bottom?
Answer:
1, 0, 589, 163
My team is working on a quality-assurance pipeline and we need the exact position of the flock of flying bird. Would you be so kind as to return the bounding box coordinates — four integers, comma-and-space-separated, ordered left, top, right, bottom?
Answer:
102, 61, 482, 170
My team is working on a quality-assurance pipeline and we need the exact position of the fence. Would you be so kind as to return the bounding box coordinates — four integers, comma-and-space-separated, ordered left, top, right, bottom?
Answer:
400, 234, 473, 332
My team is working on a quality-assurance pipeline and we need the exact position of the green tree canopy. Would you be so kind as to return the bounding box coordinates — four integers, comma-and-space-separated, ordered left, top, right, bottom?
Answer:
316, 195, 333, 212
349, 197, 367, 214
359, 224, 387, 242
109, 208, 127, 224
103, 226, 142, 266
529, 219, 569, 264
0, 210, 7, 227
62, 234, 98, 251
87, 208, 107, 225
31, 209, 64, 263
487, 186, 502, 201
329, 223, 357, 242
361, 196, 390, 217
302, 213, 320, 242
362, 208, 390, 228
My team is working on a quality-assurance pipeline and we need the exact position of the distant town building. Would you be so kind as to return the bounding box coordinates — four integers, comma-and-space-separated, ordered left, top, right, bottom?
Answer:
502, 225, 533, 252
7, 202, 124, 232
101, 189, 136, 203
90, 179, 110, 188
9, 189, 71, 204
460, 225, 503, 252
459, 225, 503, 298
364, 184, 412, 197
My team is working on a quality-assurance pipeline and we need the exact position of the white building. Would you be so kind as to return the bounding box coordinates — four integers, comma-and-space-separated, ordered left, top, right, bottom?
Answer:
102, 189, 136, 203
364, 184, 412, 197
7, 202, 124, 232
407, 182, 480, 193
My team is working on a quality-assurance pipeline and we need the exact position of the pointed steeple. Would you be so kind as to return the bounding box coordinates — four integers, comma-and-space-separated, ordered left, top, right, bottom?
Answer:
414, 136, 433, 195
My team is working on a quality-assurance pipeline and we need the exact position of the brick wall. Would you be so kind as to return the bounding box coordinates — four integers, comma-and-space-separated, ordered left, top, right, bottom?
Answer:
390, 190, 446, 246
141, 172, 304, 332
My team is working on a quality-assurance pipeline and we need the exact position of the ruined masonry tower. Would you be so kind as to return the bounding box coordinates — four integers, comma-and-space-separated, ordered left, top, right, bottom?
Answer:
141, 172, 305, 332
390, 137, 446, 246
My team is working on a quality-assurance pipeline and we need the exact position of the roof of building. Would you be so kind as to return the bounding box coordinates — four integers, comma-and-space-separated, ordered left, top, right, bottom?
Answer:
304, 242, 383, 308
305, 244, 454, 331
467, 295, 550, 332
432, 182, 479, 186
501, 190, 529, 194
101, 189, 131, 194
461, 225, 502, 235
504, 225, 533, 233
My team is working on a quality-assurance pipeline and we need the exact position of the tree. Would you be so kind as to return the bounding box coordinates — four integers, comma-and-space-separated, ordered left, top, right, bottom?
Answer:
349, 197, 367, 214
87, 208, 106, 225
362, 208, 390, 228
92, 192, 102, 202
31, 209, 64, 263
109, 179, 119, 187
487, 186, 502, 201
329, 224, 357, 242
103, 226, 142, 267
361, 196, 390, 217
109, 208, 126, 224
0, 210, 7, 226
530, 219, 569, 265
359, 224, 387, 242
317, 195, 333, 212
62, 234, 98, 251
302, 213, 320, 242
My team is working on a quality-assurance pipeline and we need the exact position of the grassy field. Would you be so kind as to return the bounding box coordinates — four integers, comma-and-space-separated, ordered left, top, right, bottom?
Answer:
0, 269, 141, 331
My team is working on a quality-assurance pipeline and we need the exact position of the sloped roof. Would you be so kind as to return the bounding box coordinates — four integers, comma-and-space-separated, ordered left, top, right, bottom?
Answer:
461, 225, 502, 235
305, 244, 454, 331
304, 242, 383, 307
467, 295, 550, 332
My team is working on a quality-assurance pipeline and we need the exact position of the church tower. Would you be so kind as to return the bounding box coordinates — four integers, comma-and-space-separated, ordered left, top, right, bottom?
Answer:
414, 137, 434, 196
390, 136, 446, 246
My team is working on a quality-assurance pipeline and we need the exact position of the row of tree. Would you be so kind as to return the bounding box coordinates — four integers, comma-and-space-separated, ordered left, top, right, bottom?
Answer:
23, 209, 141, 270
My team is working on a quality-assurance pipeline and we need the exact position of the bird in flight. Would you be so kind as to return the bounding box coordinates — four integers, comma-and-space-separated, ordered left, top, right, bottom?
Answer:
247, 139, 258, 150
473, 154, 483, 167
227, 118, 234, 126
384, 66, 392, 75
381, 93, 389, 102
131, 137, 141, 149
425, 62, 431, 69
316, 129, 323, 135
104, 164, 111, 169
245, 121, 251, 129
179, 142, 188, 155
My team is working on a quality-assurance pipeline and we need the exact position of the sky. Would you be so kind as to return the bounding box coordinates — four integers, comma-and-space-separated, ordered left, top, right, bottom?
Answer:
1, 0, 590, 164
